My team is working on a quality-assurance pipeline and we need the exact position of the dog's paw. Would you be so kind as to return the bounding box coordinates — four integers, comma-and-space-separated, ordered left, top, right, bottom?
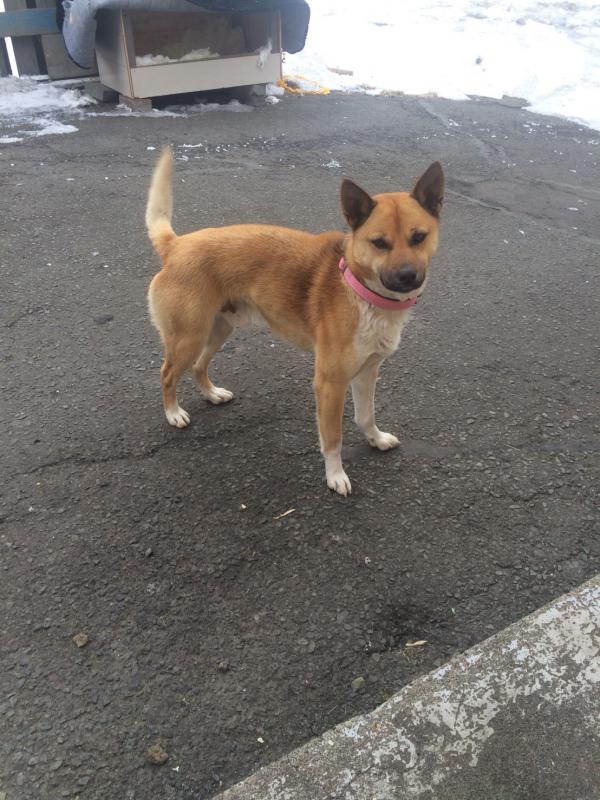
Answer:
204, 386, 234, 405
369, 431, 400, 451
327, 470, 352, 496
166, 406, 190, 428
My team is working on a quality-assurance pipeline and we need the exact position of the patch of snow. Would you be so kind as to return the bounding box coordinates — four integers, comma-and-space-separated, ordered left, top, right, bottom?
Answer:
433, 665, 452, 680
28, 119, 79, 137
0, 75, 92, 140
286, 0, 600, 130
257, 38, 272, 69
0, 75, 93, 116
515, 647, 530, 663
86, 105, 182, 118
266, 82, 285, 97
0, 76, 251, 134
135, 47, 217, 66
341, 719, 367, 740
164, 98, 252, 115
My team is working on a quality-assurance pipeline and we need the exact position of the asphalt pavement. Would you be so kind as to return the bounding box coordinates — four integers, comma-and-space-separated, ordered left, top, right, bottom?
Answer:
217, 575, 600, 800
1, 90, 599, 800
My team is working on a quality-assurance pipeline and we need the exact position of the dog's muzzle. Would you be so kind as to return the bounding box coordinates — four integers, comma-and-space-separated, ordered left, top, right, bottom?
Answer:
380, 266, 424, 294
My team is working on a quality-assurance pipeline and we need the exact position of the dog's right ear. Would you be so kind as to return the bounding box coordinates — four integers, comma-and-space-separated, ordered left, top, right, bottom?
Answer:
341, 180, 376, 230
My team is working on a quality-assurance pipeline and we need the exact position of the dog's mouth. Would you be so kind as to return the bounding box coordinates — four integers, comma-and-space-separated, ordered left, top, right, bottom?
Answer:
379, 267, 426, 296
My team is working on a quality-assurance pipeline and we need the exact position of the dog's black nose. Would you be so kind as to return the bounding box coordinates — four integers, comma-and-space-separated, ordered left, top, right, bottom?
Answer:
380, 266, 421, 293
396, 267, 418, 287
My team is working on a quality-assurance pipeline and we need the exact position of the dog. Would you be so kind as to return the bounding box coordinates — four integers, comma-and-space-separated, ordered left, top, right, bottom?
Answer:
146, 148, 443, 495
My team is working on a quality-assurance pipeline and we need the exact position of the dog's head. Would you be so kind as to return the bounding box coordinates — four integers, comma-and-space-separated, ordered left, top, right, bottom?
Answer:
340, 163, 444, 298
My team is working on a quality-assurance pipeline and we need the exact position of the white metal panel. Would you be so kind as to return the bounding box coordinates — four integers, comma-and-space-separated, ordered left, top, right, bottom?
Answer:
96, 10, 133, 96
130, 52, 281, 98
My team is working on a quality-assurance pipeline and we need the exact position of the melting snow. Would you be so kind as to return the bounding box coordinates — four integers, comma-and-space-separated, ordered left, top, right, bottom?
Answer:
286, 0, 600, 131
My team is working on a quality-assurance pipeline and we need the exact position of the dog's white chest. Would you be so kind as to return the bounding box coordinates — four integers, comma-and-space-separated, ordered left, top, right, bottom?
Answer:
354, 305, 411, 362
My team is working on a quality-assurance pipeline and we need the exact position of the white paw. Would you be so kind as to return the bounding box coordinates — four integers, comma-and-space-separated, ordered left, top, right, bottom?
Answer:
204, 386, 234, 405
327, 470, 352, 496
165, 406, 190, 428
369, 431, 400, 451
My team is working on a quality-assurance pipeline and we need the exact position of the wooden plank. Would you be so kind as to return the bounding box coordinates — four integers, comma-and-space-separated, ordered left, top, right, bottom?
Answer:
35, 0, 97, 80
0, 37, 11, 76
239, 11, 277, 53
95, 51, 131, 97
39, 32, 97, 78
121, 11, 136, 68
3, 0, 43, 75
130, 51, 281, 99
95, 10, 133, 97
118, 93, 152, 111
0, 8, 58, 37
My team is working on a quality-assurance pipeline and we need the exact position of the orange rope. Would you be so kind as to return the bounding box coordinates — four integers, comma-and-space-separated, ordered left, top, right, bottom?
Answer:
278, 74, 330, 95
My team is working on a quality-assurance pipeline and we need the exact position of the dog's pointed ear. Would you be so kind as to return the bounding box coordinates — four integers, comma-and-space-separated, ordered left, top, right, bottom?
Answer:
412, 162, 444, 218
341, 179, 376, 230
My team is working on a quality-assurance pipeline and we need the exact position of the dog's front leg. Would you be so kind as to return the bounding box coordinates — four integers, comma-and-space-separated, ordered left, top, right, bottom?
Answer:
314, 371, 351, 496
352, 360, 400, 450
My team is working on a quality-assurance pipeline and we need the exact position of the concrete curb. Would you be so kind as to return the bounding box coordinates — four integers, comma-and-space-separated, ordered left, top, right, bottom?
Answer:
216, 575, 600, 799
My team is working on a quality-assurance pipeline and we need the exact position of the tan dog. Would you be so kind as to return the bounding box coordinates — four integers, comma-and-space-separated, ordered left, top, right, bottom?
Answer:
146, 148, 444, 495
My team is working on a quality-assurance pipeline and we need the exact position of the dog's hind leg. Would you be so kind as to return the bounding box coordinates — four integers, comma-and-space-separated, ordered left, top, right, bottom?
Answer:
160, 327, 213, 428
192, 314, 235, 404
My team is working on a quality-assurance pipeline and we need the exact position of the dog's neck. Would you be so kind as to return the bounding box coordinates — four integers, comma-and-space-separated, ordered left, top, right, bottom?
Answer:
338, 257, 419, 311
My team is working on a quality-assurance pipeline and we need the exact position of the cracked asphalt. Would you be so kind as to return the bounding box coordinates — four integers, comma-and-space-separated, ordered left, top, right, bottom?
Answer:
1, 92, 599, 800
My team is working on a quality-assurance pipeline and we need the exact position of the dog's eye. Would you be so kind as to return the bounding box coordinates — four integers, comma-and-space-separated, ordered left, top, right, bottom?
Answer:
370, 237, 390, 250
411, 232, 427, 245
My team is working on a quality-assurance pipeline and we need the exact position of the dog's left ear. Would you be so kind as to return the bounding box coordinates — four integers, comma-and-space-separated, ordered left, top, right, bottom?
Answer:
341, 179, 376, 230
412, 162, 445, 218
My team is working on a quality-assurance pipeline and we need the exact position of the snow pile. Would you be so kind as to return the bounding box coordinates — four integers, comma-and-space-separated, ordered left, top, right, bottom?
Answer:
285, 0, 600, 130
0, 74, 252, 139
0, 75, 94, 141
0, 75, 93, 115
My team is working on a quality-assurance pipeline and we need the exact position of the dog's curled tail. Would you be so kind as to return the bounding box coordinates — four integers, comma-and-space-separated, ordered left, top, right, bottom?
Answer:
146, 146, 176, 260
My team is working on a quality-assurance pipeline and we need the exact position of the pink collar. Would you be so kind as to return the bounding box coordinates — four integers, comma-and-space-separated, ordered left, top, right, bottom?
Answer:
339, 257, 419, 311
